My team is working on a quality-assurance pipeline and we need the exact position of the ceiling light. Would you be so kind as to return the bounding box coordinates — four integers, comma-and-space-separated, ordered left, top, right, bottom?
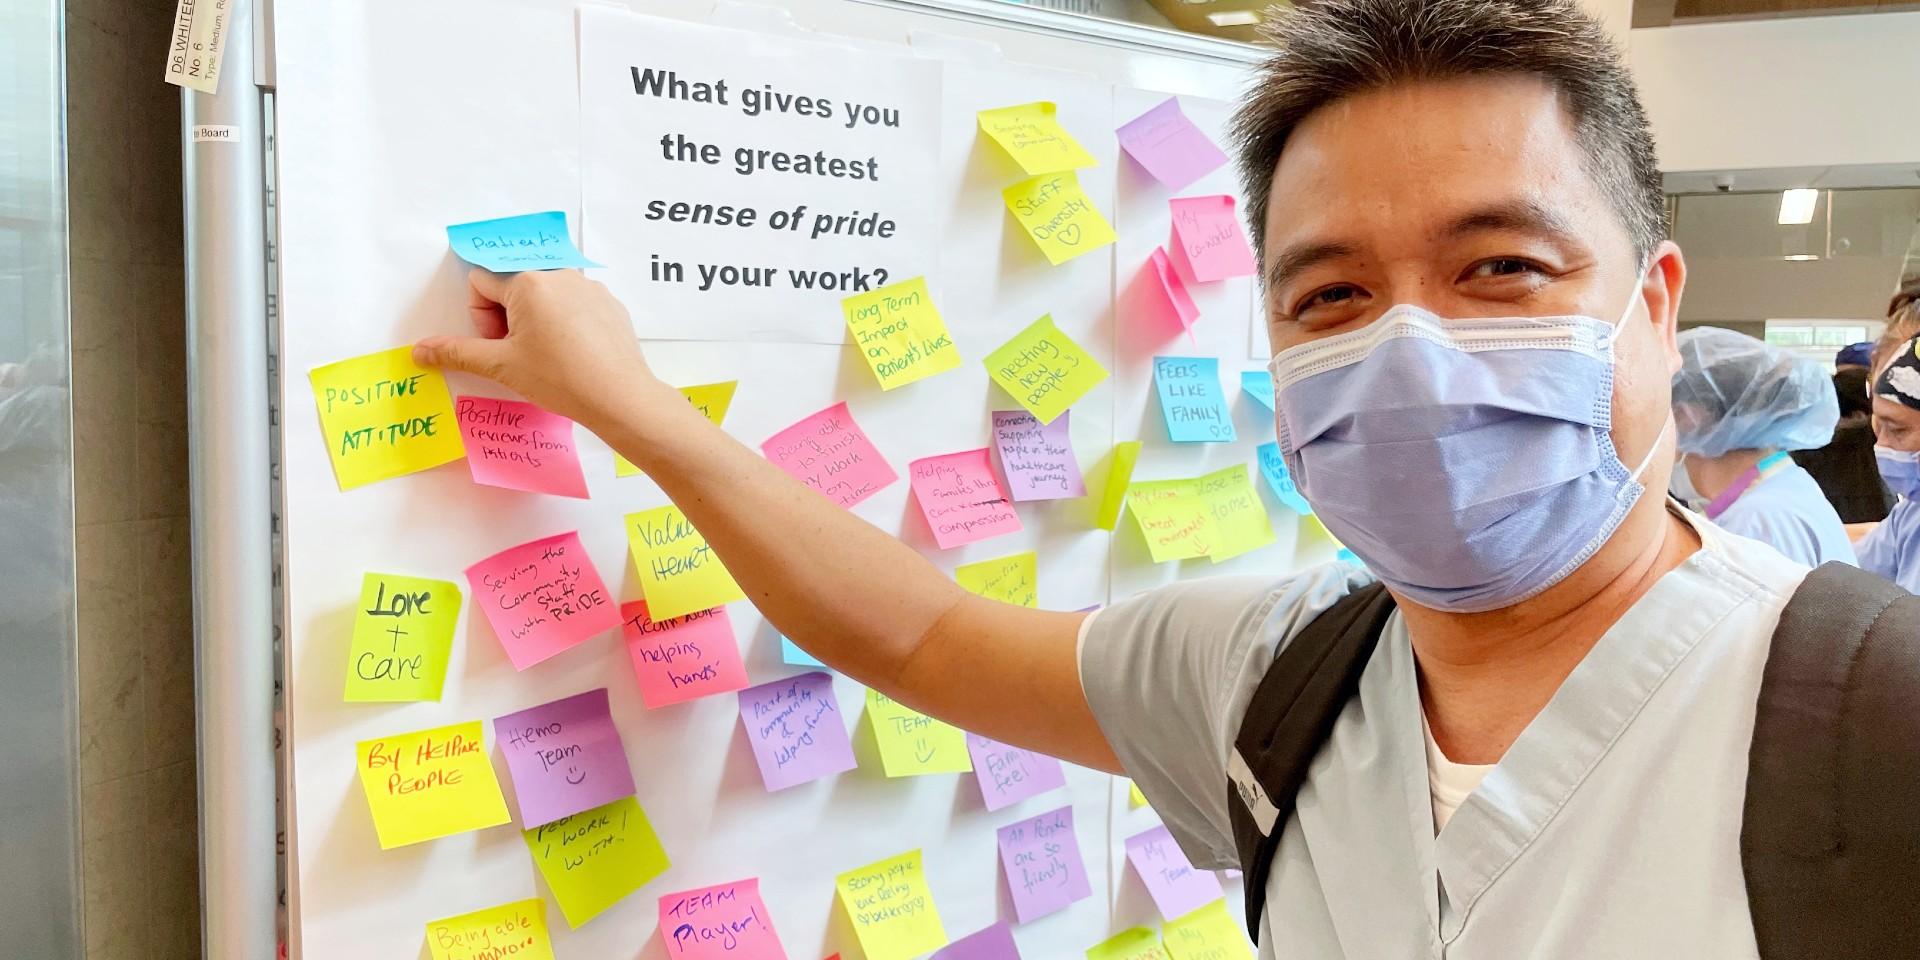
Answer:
1778, 188, 1819, 225
1782, 254, 1820, 261
1207, 10, 1261, 25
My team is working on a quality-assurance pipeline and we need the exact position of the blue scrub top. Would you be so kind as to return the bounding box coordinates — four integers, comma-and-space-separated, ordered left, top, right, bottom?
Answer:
1859, 497, 1920, 594
1713, 462, 1857, 568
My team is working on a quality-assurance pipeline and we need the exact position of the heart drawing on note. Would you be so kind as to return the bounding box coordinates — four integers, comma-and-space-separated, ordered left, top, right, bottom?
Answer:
1058, 224, 1083, 246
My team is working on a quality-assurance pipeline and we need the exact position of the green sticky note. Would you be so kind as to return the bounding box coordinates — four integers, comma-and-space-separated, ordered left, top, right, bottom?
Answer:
866, 689, 971, 777
523, 796, 670, 928
955, 551, 1038, 608
836, 849, 949, 960
344, 572, 461, 702
1163, 900, 1250, 960
983, 314, 1109, 425
1096, 441, 1143, 532
1088, 926, 1171, 960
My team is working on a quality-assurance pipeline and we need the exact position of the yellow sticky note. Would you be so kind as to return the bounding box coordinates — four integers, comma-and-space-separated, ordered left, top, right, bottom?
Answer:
344, 572, 461, 702
425, 898, 555, 960
1002, 172, 1117, 267
1163, 900, 1251, 960
983, 315, 1109, 425
1088, 927, 1171, 960
625, 504, 746, 621
1096, 441, 1143, 531
842, 278, 962, 391
615, 381, 736, 477
1196, 464, 1276, 564
1127, 477, 1213, 563
524, 796, 671, 928
309, 346, 466, 490
1130, 782, 1150, 809
836, 849, 949, 960
978, 102, 1097, 175
866, 689, 972, 777
355, 720, 510, 849
955, 551, 1038, 608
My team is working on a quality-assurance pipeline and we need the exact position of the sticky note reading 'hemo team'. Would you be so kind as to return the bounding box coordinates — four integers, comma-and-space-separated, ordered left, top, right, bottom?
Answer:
984, 315, 1108, 425
1116, 97, 1228, 190
659, 879, 788, 960
1162, 900, 1251, 960
309, 346, 466, 490
344, 572, 461, 702
867, 689, 971, 777
621, 600, 748, 708
761, 401, 899, 509
625, 505, 746, 621
909, 448, 1022, 550
355, 720, 510, 849
1086, 927, 1171, 960
1003, 172, 1117, 267
996, 805, 1093, 923
524, 795, 670, 928
835, 849, 949, 960
455, 395, 590, 498
955, 551, 1038, 608
446, 211, 602, 273
977, 102, 1096, 175
738, 671, 857, 791
1126, 824, 1225, 921
843, 278, 962, 391
966, 733, 1067, 812
493, 688, 636, 828
991, 411, 1085, 502
425, 898, 555, 960
616, 381, 737, 477
465, 531, 622, 670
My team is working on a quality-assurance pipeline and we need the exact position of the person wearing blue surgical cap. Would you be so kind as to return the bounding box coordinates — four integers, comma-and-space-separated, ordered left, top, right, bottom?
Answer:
1671, 327, 1856, 567
1858, 332, 1920, 593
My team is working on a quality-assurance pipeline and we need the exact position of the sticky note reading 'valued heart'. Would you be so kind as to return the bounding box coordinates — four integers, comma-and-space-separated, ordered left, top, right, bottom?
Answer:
456, 396, 589, 498
465, 531, 622, 670
446, 210, 601, 273
625, 506, 746, 621
761, 401, 898, 509
493, 688, 636, 828
909, 448, 1022, 550
621, 601, 748, 708
356, 720, 510, 849
737, 671, 857, 791
996, 805, 1093, 923
344, 571, 461, 702
309, 347, 466, 490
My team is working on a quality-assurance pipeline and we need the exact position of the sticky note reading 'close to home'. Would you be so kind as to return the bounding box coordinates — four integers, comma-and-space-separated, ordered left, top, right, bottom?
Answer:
955, 551, 1038, 608
1142, 248, 1200, 336
842, 278, 962, 391
1153, 357, 1235, 442
836, 849, 948, 960
621, 601, 747, 708
455, 396, 589, 498
1087, 927, 1171, 960
738, 671, 857, 791
761, 402, 898, 509
1256, 442, 1313, 515
1126, 825, 1224, 921
446, 211, 601, 273
309, 347, 466, 490
1096, 441, 1143, 531
493, 688, 636, 828
909, 448, 1022, 550
659, 879, 788, 960
1128, 465, 1275, 564
465, 531, 622, 670
1116, 97, 1228, 190
1162, 900, 1250, 960
983, 315, 1109, 425
425, 898, 555, 960
344, 572, 461, 702
356, 720, 510, 849
977, 102, 1096, 175
1003, 173, 1117, 266
625, 506, 746, 622
996, 805, 1093, 923
967, 733, 1067, 812
932, 922, 1023, 960
524, 796, 670, 928
1168, 196, 1256, 283
992, 411, 1085, 502
867, 689, 971, 777
616, 381, 737, 477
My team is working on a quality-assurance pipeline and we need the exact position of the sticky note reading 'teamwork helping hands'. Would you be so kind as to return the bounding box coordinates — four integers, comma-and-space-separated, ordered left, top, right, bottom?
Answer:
909, 448, 1022, 550
761, 401, 898, 509
455, 396, 590, 498
836, 849, 949, 960
425, 898, 555, 960
842, 278, 962, 391
309, 347, 466, 490
955, 551, 1038, 608
1162, 900, 1250, 960
997, 805, 1093, 924
1126, 824, 1224, 921
446, 211, 602, 273
983, 315, 1108, 425
465, 531, 623, 670
356, 720, 510, 849
1168, 195, 1257, 283
616, 381, 737, 477
1003, 172, 1116, 267
621, 601, 748, 708
1153, 357, 1235, 443
966, 733, 1067, 812
625, 505, 746, 622
344, 572, 461, 702
493, 688, 636, 828
1116, 97, 1228, 191
659, 879, 788, 960
992, 410, 1085, 502
867, 689, 971, 777
977, 102, 1096, 175
738, 671, 857, 791
524, 796, 670, 928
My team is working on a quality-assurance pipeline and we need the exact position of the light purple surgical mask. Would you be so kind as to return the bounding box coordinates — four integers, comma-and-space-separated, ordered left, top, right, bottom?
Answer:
1876, 446, 1920, 500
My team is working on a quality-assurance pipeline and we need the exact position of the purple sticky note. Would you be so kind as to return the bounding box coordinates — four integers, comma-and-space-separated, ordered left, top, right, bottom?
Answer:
1125, 825, 1223, 921
996, 805, 1092, 924
931, 922, 1023, 960
991, 411, 1086, 502
737, 672, 857, 791
493, 688, 637, 828
1117, 98, 1228, 190
967, 733, 1067, 812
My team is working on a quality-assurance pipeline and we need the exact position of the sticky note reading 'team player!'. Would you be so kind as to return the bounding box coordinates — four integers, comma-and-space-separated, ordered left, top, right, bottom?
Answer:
356, 720, 510, 849
309, 346, 466, 490
625, 505, 746, 621
446, 211, 602, 273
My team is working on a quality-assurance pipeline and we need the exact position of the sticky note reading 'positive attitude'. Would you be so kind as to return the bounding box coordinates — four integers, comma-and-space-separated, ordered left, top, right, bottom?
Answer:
1142, 248, 1200, 336
738, 671, 857, 791
493, 688, 636, 828
867, 689, 971, 777
1096, 441, 1143, 531
1162, 900, 1250, 960
1153, 357, 1235, 443
984, 315, 1109, 425
977, 102, 1096, 175
836, 849, 948, 960
465, 531, 622, 670
455, 396, 590, 498
616, 381, 737, 477
1256, 442, 1313, 515
1116, 98, 1228, 190
932, 922, 1023, 960
446, 211, 601, 273
1126, 825, 1224, 921
625, 506, 746, 621
621, 601, 747, 708
1003, 172, 1117, 267
761, 402, 898, 509
1128, 465, 1274, 564
992, 411, 1085, 502
997, 805, 1093, 923
909, 449, 1022, 550
524, 796, 670, 928
309, 347, 465, 490
955, 552, 1038, 608
425, 898, 555, 960
356, 720, 510, 849
967, 733, 1067, 812
842, 278, 962, 391
659, 879, 788, 960
344, 572, 461, 702
1168, 196, 1256, 283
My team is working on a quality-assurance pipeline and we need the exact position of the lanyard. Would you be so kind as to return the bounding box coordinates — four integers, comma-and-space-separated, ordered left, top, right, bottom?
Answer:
1704, 450, 1792, 520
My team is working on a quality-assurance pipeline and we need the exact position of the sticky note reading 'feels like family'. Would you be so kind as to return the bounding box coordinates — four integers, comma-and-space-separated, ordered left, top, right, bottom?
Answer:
1003, 172, 1117, 267
761, 401, 898, 510
425, 898, 555, 960
909, 449, 1022, 550
1162, 900, 1250, 960
493, 688, 636, 828
309, 347, 465, 490
465, 531, 622, 670
738, 671, 857, 791
356, 720, 510, 849
1168, 195, 1257, 283
1116, 97, 1229, 190
842, 278, 962, 391
621, 601, 747, 708
931, 922, 1023, 960
625, 506, 746, 621
1153, 357, 1236, 443
992, 411, 1085, 502
967, 733, 1067, 812
1126, 825, 1224, 921
955, 552, 1038, 608
997, 805, 1093, 923
455, 396, 590, 498
446, 211, 602, 273
983, 315, 1109, 426
616, 381, 737, 477
836, 849, 949, 960
1087, 927, 1171, 960
977, 102, 1096, 175
524, 796, 671, 928
867, 689, 971, 777
1256, 442, 1313, 515
659, 879, 788, 960
343, 572, 461, 702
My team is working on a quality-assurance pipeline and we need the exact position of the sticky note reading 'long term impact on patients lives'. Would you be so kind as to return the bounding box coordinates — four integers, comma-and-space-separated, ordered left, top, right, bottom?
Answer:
836, 849, 949, 960
493, 688, 636, 828
465, 531, 622, 670
761, 401, 898, 510
867, 689, 971, 777
616, 381, 737, 478
1126, 824, 1224, 921
524, 795, 670, 929
1116, 97, 1228, 191
955, 551, 1038, 608
992, 410, 1085, 502
425, 898, 556, 960
738, 671, 857, 791
625, 505, 746, 622
1162, 900, 1250, 960
1087, 927, 1172, 960
996, 804, 1093, 924
659, 879, 788, 960
446, 211, 602, 273
966, 733, 1067, 812
356, 720, 510, 849
309, 346, 466, 490
931, 922, 1023, 960
1153, 356, 1236, 443
909, 448, 1022, 550
984, 314, 1109, 425
1003, 172, 1117, 267
842, 277, 962, 391
455, 395, 590, 498
977, 102, 1096, 175
1167, 195, 1257, 283
621, 601, 747, 708
344, 572, 461, 703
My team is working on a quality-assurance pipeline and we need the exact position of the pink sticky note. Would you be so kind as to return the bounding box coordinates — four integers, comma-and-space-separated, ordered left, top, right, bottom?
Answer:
996, 805, 1092, 924
1117, 98, 1228, 191
621, 600, 748, 708
931, 922, 1023, 960
909, 448, 1023, 550
659, 878, 788, 960
455, 395, 590, 498
1125, 825, 1224, 921
738, 672, 858, 791
966, 733, 1066, 812
760, 401, 898, 509
1168, 195, 1257, 283
990, 411, 1085, 502
1143, 248, 1200, 335
493, 688, 636, 828
465, 531, 622, 670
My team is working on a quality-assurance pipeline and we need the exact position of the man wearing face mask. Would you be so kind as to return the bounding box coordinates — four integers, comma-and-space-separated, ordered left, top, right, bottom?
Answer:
413, 0, 1920, 955
1857, 334, 1920, 593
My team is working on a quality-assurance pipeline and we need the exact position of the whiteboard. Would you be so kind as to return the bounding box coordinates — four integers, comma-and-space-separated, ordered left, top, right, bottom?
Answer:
272, 2, 1310, 957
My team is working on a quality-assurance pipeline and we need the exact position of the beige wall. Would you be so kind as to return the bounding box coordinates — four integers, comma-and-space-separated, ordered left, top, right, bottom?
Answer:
66, 0, 201, 957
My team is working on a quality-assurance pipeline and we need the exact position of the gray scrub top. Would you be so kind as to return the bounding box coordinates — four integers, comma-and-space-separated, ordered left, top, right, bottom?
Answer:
1079, 511, 1808, 958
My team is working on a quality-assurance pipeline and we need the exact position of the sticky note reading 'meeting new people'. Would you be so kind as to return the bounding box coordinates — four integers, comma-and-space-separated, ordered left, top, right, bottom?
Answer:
842, 278, 962, 391
625, 505, 746, 621
425, 898, 556, 960
867, 689, 971, 777
1003, 172, 1117, 267
524, 796, 670, 928
983, 315, 1109, 425
909, 449, 1022, 550
761, 401, 898, 510
616, 381, 737, 478
1126, 825, 1224, 921
1162, 900, 1250, 960
1256, 442, 1313, 515
309, 346, 466, 490
1096, 441, 1143, 531
355, 720, 510, 849
1116, 97, 1228, 190
446, 211, 602, 273
659, 879, 788, 960
738, 671, 857, 791
1168, 195, 1257, 283
992, 411, 1085, 502
465, 531, 622, 670
997, 805, 1093, 923
931, 922, 1023, 960
493, 688, 636, 828
621, 600, 748, 708
966, 733, 1067, 812
836, 849, 948, 960
1087, 927, 1171, 960
455, 396, 590, 498
977, 102, 1096, 175
955, 551, 1038, 608
1153, 357, 1236, 442
344, 572, 461, 702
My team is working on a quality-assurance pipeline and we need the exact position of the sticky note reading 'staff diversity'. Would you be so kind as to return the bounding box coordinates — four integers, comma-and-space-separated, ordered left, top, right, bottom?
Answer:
309, 346, 466, 490
1003, 172, 1116, 266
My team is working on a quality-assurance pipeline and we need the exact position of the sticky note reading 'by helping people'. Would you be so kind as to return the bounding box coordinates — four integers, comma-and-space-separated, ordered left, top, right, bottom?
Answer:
355, 720, 510, 849
455, 396, 590, 499
446, 211, 602, 273
1087, 927, 1172, 960
493, 688, 636, 828
1003, 173, 1117, 267
524, 796, 670, 928
967, 733, 1067, 812
425, 898, 555, 960
992, 411, 1085, 502
738, 672, 857, 791
909, 449, 1022, 550
1241, 370, 1276, 412
842, 278, 962, 391
1116, 98, 1228, 190
867, 689, 971, 777
1126, 825, 1224, 921
659, 879, 788, 960
1162, 900, 1250, 960
621, 601, 747, 709
1154, 357, 1236, 443
465, 531, 622, 670
1142, 248, 1200, 336
309, 347, 465, 490
1256, 442, 1313, 515
997, 805, 1093, 923
836, 849, 948, 960
1168, 195, 1257, 283
625, 506, 746, 622
931, 922, 1023, 960
1096, 441, 1143, 531
761, 402, 898, 509
344, 572, 461, 702
984, 315, 1109, 426
616, 381, 737, 477
955, 551, 1038, 608
977, 102, 1096, 175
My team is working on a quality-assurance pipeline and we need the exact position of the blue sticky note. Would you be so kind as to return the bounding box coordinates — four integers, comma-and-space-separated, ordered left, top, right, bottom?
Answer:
1337, 548, 1364, 567
1152, 356, 1235, 443
1256, 442, 1313, 515
1241, 370, 1276, 412
780, 635, 826, 669
445, 211, 602, 273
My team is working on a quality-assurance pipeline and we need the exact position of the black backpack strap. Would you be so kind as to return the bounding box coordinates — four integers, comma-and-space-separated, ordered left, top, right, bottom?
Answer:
1744, 561, 1920, 958
1227, 582, 1396, 941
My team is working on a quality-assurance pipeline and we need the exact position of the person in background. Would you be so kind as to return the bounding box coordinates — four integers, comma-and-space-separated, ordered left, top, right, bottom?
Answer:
1793, 341, 1892, 522
1858, 333, 1920, 593
1671, 327, 1855, 567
